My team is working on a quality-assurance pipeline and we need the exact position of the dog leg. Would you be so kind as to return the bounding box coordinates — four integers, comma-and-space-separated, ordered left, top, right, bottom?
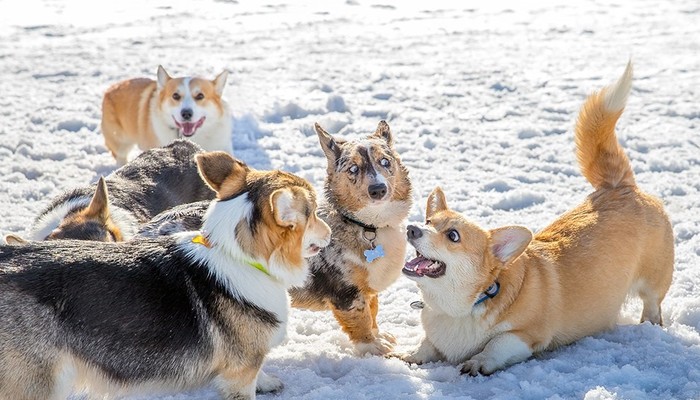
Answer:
369, 293, 396, 345
214, 365, 259, 400
460, 332, 533, 376
255, 369, 283, 394
398, 337, 442, 365
331, 296, 394, 355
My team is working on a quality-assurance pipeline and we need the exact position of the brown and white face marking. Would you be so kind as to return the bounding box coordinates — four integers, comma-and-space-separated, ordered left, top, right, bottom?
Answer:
157, 66, 228, 138
403, 187, 532, 312
196, 152, 331, 280
46, 177, 124, 242
316, 121, 411, 225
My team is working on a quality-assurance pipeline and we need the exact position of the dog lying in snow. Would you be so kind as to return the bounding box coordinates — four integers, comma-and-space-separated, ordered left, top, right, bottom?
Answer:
7, 140, 215, 243
399, 62, 674, 375
101, 65, 232, 165
0, 151, 331, 399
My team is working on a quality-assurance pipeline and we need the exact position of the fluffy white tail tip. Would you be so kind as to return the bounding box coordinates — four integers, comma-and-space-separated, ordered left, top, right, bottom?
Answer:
603, 60, 633, 113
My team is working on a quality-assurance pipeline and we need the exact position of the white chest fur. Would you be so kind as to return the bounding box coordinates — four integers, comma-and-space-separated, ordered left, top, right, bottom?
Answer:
422, 306, 497, 364
365, 225, 407, 292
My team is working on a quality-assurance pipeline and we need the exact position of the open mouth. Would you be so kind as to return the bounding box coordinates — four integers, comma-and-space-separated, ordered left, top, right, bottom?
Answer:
403, 252, 446, 278
173, 116, 206, 137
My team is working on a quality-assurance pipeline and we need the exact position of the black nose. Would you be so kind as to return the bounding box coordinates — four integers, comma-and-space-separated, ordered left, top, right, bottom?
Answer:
181, 108, 193, 121
407, 225, 423, 239
368, 183, 387, 200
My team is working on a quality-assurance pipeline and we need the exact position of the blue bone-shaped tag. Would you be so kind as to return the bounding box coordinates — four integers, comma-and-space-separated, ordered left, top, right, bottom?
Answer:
364, 244, 384, 263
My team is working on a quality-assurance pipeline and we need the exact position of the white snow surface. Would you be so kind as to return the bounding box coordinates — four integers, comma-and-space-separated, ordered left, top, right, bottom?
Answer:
2, 1, 699, 399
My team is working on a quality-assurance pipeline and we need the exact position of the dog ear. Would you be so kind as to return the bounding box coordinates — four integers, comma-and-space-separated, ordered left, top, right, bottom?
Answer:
157, 65, 172, 89
489, 226, 532, 265
426, 187, 448, 219
373, 120, 393, 147
196, 151, 249, 198
3, 234, 28, 245
270, 188, 301, 229
84, 177, 111, 222
213, 70, 229, 97
315, 123, 343, 163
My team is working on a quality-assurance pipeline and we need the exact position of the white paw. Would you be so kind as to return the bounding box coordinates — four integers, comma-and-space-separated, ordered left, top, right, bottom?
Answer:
460, 357, 494, 376
256, 370, 284, 394
376, 331, 397, 345
393, 352, 423, 365
354, 337, 395, 356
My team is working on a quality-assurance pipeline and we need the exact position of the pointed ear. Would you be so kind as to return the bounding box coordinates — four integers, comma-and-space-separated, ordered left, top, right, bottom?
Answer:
213, 70, 229, 97
195, 151, 249, 198
157, 65, 171, 89
84, 177, 110, 222
270, 188, 301, 229
4, 234, 28, 245
373, 120, 393, 147
315, 123, 342, 163
426, 187, 448, 220
489, 226, 532, 265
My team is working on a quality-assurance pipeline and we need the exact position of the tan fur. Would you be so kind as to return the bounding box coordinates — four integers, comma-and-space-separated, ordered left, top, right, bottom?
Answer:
102, 66, 230, 165
402, 63, 674, 375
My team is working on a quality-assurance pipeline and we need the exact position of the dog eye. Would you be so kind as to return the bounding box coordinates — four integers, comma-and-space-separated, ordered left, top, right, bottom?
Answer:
195, 93, 204, 100
172, 93, 181, 101
447, 229, 460, 243
379, 158, 390, 168
348, 165, 359, 174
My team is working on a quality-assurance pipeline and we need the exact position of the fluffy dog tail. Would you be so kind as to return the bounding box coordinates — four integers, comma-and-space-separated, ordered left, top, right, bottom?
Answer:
575, 61, 636, 190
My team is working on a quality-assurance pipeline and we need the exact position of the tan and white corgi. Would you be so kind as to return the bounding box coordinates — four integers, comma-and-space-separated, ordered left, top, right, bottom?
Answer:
101, 65, 232, 165
400, 62, 674, 375
290, 121, 413, 355
0, 151, 331, 399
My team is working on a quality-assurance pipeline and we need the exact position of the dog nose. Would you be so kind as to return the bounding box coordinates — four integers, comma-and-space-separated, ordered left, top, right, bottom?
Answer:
368, 183, 387, 200
407, 225, 422, 239
181, 108, 193, 121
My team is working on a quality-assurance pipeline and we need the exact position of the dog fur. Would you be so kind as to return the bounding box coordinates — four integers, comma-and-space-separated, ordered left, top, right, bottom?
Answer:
0, 151, 331, 399
289, 121, 413, 355
24, 140, 214, 242
400, 62, 674, 375
101, 65, 232, 165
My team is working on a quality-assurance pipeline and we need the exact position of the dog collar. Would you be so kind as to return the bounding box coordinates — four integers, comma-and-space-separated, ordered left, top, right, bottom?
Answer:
409, 282, 500, 310
473, 282, 500, 306
340, 213, 384, 263
192, 234, 271, 277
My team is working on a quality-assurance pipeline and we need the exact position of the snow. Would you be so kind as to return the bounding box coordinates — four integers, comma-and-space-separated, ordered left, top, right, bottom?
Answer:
2, 0, 699, 399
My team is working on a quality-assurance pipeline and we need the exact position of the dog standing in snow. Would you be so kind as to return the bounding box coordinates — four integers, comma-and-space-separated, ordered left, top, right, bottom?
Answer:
0, 151, 331, 399
101, 65, 232, 165
400, 62, 674, 375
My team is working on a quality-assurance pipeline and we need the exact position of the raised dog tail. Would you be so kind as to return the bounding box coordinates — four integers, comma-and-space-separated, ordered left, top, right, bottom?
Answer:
575, 61, 636, 190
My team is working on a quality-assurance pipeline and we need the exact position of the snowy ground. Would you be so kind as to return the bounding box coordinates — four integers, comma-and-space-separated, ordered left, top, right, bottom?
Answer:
2, 0, 699, 398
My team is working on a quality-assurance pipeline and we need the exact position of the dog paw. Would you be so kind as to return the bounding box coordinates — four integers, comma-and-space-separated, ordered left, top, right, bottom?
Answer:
390, 352, 423, 365
256, 370, 284, 393
377, 331, 397, 345
460, 358, 494, 377
355, 337, 395, 356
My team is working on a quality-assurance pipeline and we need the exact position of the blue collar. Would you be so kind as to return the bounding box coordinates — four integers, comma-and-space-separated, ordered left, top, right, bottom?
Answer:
409, 281, 500, 310
473, 282, 500, 306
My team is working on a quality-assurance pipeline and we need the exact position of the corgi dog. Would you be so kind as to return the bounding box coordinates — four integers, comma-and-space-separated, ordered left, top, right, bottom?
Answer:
400, 62, 674, 375
25, 140, 214, 242
101, 65, 232, 165
290, 121, 413, 355
0, 151, 331, 400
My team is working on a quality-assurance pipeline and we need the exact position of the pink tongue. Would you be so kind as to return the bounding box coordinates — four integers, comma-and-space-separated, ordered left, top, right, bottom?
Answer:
181, 122, 196, 136
405, 256, 435, 273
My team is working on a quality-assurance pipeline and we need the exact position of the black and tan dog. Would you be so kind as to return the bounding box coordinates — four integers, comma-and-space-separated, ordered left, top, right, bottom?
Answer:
290, 121, 412, 355
0, 151, 331, 399
18, 139, 214, 243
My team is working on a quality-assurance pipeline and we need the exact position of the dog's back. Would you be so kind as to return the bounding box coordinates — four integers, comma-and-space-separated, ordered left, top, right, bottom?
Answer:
30, 140, 215, 241
536, 62, 674, 339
